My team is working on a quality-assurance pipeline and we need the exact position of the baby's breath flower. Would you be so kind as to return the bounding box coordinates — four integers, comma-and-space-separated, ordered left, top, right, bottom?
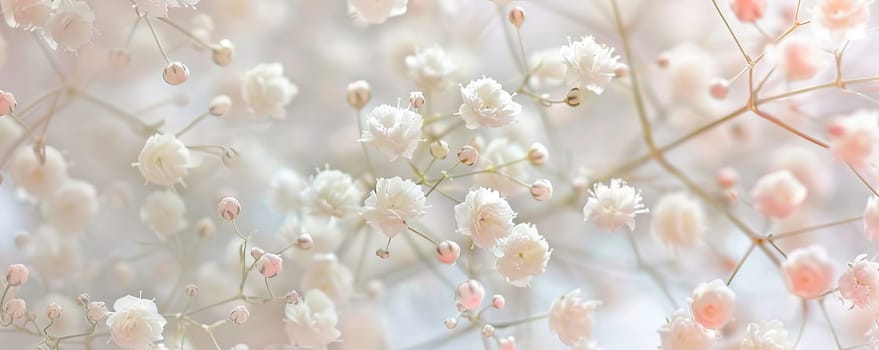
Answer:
658, 309, 715, 350
582, 179, 648, 232
134, 133, 192, 187
454, 187, 516, 249
284, 289, 341, 350
549, 289, 601, 347
106, 295, 167, 350
494, 223, 551, 287
347, 0, 407, 24
405, 46, 455, 90
560, 35, 621, 95
740, 320, 792, 350
362, 177, 427, 238
458, 77, 521, 129
359, 105, 424, 161
140, 190, 188, 239
241, 63, 298, 119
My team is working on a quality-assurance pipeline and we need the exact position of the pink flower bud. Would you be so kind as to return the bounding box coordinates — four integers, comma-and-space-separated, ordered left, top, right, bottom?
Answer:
211, 39, 234, 66
285, 290, 300, 304
455, 280, 485, 311
6, 264, 29, 286
217, 197, 241, 221
250, 247, 266, 260
709, 78, 729, 100
209, 95, 232, 116
731, 0, 766, 23
717, 167, 739, 189
458, 146, 479, 166
46, 303, 62, 320
499, 336, 517, 350
530, 179, 553, 201
255, 253, 283, 278
296, 234, 313, 250
4, 299, 26, 319
508, 7, 525, 27
481, 324, 495, 337
491, 294, 505, 309
230, 305, 250, 325
527, 143, 548, 166
435, 240, 461, 264
444, 318, 457, 329
86, 301, 108, 322
409, 91, 425, 108
0, 91, 16, 116
162, 61, 190, 85
184, 284, 200, 297
76, 293, 90, 305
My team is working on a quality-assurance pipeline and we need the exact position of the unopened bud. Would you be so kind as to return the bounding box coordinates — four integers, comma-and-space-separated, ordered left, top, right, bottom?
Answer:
409, 91, 425, 109
218, 197, 241, 221
430, 140, 449, 159
346, 80, 372, 109
457, 146, 479, 166
508, 7, 525, 28
565, 88, 582, 107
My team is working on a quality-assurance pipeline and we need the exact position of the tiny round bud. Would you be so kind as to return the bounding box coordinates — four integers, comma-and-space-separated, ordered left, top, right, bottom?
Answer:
196, 217, 216, 238
255, 253, 283, 278
86, 301, 108, 322
250, 247, 266, 260
184, 284, 200, 297
457, 146, 479, 166
481, 324, 495, 337
209, 94, 232, 116
565, 88, 582, 107
108, 48, 130, 70
499, 336, 516, 350
0, 91, 16, 116
709, 78, 729, 100
285, 290, 300, 304
162, 61, 190, 85
435, 240, 461, 264
430, 140, 449, 159
508, 7, 525, 27
45, 303, 62, 320
4, 299, 26, 319
230, 305, 250, 325
376, 248, 390, 259
656, 53, 670, 68
455, 280, 485, 311
296, 234, 313, 250
76, 293, 90, 306
6, 264, 29, 286
444, 318, 458, 329
491, 294, 506, 309
217, 197, 241, 221
409, 91, 425, 109
346, 80, 371, 109
530, 179, 553, 201
222, 148, 240, 168
717, 167, 739, 189
211, 39, 234, 66
527, 143, 548, 166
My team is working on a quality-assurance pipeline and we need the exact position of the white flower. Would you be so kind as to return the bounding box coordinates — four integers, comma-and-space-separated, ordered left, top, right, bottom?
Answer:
359, 105, 424, 161
650, 192, 706, 252
301, 254, 354, 304
133, 0, 199, 18
560, 35, 621, 95
528, 48, 568, 89
241, 63, 298, 119
689, 279, 735, 330
494, 223, 551, 287
750, 170, 807, 218
140, 190, 188, 239
106, 295, 167, 350
865, 196, 879, 240
454, 187, 517, 249
1, 0, 50, 30
347, 0, 407, 24
582, 179, 648, 231
477, 137, 528, 194
302, 168, 364, 220
361, 177, 427, 238
548, 289, 601, 346
658, 309, 714, 350
284, 289, 341, 350
44, 0, 94, 52
10, 145, 68, 199
134, 133, 192, 187
740, 320, 792, 350
44, 179, 99, 234
19, 226, 82, 281
268, 168, 306, 213
458, 77, 521, 129
405, 46, 455, 90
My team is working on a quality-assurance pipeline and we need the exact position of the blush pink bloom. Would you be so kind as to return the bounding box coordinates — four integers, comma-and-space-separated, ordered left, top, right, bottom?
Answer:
813, 0, 873, 41
777, 37, 824, 81
731, 0, 767, 23
750, 170, 807, 218
828, 110, 879, 169
255, 253, 283, 278
689, 279, 735, 330
455, 280, 485, 311
782, 245, 834, 299
839, 254, 879, 310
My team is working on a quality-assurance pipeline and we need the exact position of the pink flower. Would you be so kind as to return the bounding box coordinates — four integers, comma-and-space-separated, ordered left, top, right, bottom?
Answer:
782, 245, 834, 299
750, 170, 807, 218
689, 279, 735, 330
455, 280, 485, 311
255, 253, 283, 278
731, 0, 767, 23
813, 0, 873, 41
839, 254, 879, 310
777, 37, 824, 81
828, 110, 879, 169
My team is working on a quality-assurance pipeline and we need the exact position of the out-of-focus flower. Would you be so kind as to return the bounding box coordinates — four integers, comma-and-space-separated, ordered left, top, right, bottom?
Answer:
301, 254, 354, 304
241, 63, 298, 119
44, 179, 99, 234
731, 0, 767, 23
132, 0, 200, 18
839, 254, 879, 310
689, 279, 735, 330
774, 36, 825, 81
361, 177, 427, 238
44, 0, 94, 52
658, 309, 714, 350
302, 168, 364, 220
405, 46, 455, 90
528, 48, 567, 89
740, 320, 792, 350
750, 170, 807, 218
582, 179, 648, 231
494, 223, 551, 287
455, 280, 485, 310
782, 245, 834, 299
478, 138, 528, 194
134, 133, 192, 187
140, 190, 188, 239
454, 187, 516, 249
458, 77, 521, 129
359, 105, 424, 161
828, 110, 879, 169
650, 192, 706, 252
106, 295, 167, 350
1, 0, 50, 30
549, 289, 601, 347
347, 0, 407, 24
284, 289, 341, 350
813, 0, 873, 41
560, 35, 621, 95
268, 168, 305, 213
10, 145, 68, 199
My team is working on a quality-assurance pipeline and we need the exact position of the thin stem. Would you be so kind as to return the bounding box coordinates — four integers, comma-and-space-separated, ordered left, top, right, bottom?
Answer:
156, 17, 212, 49
818, 298, 843, 350
726, 242, 757, 285
407, 227, 439, 246
770, 216, 862, 240
710, 0, 752, 64
143, 15, 172, 63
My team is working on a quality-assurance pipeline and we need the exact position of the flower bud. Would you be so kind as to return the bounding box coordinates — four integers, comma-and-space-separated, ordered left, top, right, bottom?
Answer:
409, 91, 425, 109
255, 253, 283, 278
86, 301, 108, 322
196, 217, 216, 238
162, 61, 189, 86
444, 318, 457, 329
457, 146, 479, 166
108, 48, 130, 70
376, 248, 390, 259
0, 91, 16, 116
285, 290, 300, 304
731, 0, 766, 23
481, 324, 495, 337
250, 247, 266, 260
346, 80, 371, 109
717, 167, 739, 189
455, 280, 485, 311
76, 293, 90, 306
527, 143, 548, 166
499, 336, 517, 350
230, 305, 250, 325
211, 39, 234, 66
530, 179, 553, 201
46, 303, 62, 320
565, 87, 582, 107
435, 240, 461, 264
4, 299, 26, 319
491, 294, 505, 309
209, 94, 232, 116
6, 264, 29, 286
709, 78, 729, 100
430, 140, 449, 159
508, 7, 525, 28
184, 284, 200, 297
217, 197, 241, 221
296, 234, 313, 250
